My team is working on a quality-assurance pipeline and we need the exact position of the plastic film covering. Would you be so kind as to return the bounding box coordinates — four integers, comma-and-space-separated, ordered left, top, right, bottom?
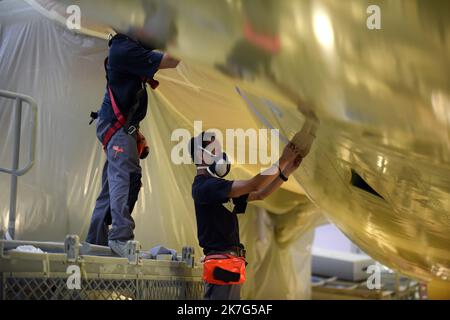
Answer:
0, 1, 319, 299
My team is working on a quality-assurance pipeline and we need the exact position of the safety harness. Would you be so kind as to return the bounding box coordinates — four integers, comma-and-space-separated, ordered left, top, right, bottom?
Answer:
101, 57, 141, 149
90, 43, 160, 152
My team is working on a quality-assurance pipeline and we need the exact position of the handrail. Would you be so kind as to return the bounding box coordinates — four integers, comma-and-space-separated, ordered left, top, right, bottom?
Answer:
0, 90, 37, 176
0, 89, 38, 239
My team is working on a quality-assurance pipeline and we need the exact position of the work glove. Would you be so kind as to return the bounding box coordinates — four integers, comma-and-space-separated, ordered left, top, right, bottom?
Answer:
136, 130, 150, 159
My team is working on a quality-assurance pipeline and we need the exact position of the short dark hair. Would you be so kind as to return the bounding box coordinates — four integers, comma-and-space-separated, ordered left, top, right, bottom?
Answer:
188, 131, 216, 164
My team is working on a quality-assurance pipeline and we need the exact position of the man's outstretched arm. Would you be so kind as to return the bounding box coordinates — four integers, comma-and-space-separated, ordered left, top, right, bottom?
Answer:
247, 155, 302, 202
228, 143, 300, 198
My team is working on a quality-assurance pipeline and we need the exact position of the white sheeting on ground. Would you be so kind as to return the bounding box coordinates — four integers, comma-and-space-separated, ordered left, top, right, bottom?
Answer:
0, 0, 323, 299
12, 245, 44, 254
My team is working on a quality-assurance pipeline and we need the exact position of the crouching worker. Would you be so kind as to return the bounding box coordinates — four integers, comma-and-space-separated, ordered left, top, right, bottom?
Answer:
189, 131, 303, 300
85, 32, 179, 256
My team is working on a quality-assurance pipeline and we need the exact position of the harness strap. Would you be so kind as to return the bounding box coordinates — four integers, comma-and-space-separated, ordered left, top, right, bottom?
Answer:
100, 45, 159, 149
107, 86, 126, 126
101, 56, 139, 149
102, 120, 123, 149
122, 88, 145, 132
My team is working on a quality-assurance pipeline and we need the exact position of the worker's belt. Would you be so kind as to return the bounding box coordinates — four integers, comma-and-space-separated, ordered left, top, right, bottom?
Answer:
206, 246, 246, 258
202, 253, 246, 285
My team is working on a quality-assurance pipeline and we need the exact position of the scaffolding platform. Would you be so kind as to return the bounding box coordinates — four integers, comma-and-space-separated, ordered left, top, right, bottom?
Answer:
0, 235, 204, 300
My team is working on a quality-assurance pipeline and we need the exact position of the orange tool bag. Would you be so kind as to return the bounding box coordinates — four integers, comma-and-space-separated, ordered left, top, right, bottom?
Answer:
202, 254, 246, 285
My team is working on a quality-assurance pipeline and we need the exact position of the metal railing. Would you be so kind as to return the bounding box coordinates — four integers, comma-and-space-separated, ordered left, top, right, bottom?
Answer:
0, 90, 38, 240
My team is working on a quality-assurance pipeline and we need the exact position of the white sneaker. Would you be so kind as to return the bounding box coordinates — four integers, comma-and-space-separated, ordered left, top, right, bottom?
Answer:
139, 251, 152, 259
108, 239, 128, 257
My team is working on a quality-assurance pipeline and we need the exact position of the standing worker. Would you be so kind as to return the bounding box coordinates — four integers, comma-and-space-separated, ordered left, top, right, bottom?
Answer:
86, 31, 179, 257
189, 131, 305, 300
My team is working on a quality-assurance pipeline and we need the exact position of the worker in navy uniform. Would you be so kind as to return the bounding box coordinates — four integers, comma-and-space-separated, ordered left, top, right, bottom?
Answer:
86, 31, 179, 257
189, 131, 303, 300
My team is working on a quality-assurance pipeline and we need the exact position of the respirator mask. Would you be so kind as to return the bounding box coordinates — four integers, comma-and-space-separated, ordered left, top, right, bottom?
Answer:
197, 146, 231, 178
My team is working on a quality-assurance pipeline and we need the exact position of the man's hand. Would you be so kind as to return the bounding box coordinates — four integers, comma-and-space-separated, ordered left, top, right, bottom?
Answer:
291, 121, 317, 158
159, 53, 180, 69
